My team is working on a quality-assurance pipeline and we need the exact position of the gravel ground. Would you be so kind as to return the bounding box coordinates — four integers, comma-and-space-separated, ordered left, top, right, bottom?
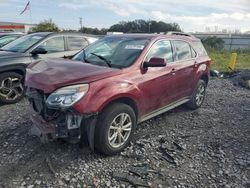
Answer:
0, 78, 249, 188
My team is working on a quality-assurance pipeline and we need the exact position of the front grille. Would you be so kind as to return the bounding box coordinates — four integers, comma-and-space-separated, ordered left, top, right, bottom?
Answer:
26, 87, 45, 113
27, 87, 60, 121
26, 87, 44, 100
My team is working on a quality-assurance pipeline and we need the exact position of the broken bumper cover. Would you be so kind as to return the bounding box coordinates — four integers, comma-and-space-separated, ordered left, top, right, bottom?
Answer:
30, 114, 57, 143
30, 112, 83, 143
30, 112, 98, 149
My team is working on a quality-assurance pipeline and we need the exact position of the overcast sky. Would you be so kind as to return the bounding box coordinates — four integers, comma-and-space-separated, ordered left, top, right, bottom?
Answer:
0, 0, 250, 32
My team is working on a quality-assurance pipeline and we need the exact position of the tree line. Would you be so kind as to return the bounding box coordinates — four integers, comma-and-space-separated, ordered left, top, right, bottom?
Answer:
201, 36, 225, 50
29, 19, 226, 50
30, 19, 181, 34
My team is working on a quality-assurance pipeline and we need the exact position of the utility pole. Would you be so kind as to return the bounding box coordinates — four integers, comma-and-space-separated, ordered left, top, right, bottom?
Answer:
148, 20, 151, 33
79, 17, 83, 30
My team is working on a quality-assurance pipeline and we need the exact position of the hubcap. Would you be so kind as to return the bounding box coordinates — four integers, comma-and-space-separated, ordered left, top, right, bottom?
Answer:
108, 113, 132, 148
195, 84, 205, 106
0, 77, 24, 101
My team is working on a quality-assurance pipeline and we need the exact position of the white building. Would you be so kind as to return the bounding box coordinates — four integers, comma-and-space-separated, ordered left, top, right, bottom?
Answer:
0, 21, 36, 33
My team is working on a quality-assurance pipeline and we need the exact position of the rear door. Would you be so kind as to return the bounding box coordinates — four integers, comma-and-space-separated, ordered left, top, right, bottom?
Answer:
171, 40, 197, 100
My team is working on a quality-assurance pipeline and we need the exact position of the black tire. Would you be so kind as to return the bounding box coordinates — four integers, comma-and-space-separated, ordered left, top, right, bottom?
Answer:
186, 80, 207, 110
0, 72, 25, 104
94, 103, 136, 155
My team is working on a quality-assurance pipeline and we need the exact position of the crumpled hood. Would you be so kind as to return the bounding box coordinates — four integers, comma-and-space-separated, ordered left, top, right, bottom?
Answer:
25, 58, 120, 93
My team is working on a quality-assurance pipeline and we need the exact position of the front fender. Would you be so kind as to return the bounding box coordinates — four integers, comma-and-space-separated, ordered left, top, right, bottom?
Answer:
73, 79, 143, 115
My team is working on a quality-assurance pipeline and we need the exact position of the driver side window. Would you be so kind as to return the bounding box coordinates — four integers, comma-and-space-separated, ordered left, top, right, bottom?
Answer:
145, 40, 173, 63
37, 36, 65, 53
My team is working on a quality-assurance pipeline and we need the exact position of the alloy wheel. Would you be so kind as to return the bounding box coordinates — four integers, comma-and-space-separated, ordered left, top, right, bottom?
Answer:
108, 113, 132, 148
0, 77, 24, 101
195, 84, 205, 106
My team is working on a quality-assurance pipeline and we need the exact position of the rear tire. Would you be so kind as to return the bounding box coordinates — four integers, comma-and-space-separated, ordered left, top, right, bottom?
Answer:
94, 103, 136, 155
186, 80, 207, 109
0, 72, 25, 104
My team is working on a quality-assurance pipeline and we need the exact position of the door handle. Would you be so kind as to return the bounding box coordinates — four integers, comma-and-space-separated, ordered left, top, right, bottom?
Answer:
194, 61, 198, 67
171, 68, 176, 75
63, 55, 71, 59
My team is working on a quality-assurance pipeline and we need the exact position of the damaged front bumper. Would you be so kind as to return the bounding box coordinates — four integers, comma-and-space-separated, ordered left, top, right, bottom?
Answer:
30, 109, 98, 148
30, 114, 56, 143
27, 88, 98, 148
30, 112, 84, 142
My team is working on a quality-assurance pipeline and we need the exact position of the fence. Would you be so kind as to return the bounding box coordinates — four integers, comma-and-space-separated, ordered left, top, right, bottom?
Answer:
194, 33, 250, 50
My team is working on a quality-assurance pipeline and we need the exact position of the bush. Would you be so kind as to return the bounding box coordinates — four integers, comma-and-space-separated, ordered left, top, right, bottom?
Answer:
202, 36, 224, 50
29, 19, 60, 33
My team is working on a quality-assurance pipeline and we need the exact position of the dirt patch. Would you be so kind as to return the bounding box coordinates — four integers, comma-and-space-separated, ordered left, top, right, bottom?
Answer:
0, 78, 249, 187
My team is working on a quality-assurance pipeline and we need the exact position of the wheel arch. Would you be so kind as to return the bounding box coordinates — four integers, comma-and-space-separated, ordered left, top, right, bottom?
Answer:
0, 65, 26, 77
99, 96, 139, 121
200, 74, 209, 85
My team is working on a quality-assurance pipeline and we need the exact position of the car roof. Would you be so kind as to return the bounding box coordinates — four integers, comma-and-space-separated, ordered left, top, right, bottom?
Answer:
24, 32, 52, 39
47, 32, 93, 37
0, 32, 24, 36
104, 33, 200, 42
27, 32, 98, 39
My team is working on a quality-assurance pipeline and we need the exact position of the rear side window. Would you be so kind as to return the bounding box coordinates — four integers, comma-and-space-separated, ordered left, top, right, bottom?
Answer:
191, 47, 197, 58
68, 36, 88, 50
192, 41, 208, 56
38, 36, 65, 53
172, 40, 192, 61
145, 40, 174, 63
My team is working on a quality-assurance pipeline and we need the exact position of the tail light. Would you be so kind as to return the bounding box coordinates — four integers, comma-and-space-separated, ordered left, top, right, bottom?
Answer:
208, 59, 213, 67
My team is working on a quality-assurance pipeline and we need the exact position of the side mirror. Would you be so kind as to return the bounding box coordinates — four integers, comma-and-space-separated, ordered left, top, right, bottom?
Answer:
143, 57, 166, 68
31, 47, 47, 55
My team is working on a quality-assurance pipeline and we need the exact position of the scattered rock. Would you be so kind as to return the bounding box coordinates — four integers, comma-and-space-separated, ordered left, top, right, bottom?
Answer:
0, 78, 249, 187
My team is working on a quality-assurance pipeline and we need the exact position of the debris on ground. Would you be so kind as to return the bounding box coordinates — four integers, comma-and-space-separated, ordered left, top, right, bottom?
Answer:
238, 76, 250, 89
210, 70, 220, 77
231, 70, 250, 89
0, 77, 249, 187
112, 172, 150, 187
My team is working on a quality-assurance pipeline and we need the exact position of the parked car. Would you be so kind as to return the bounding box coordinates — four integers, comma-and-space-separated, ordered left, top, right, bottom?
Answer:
25, 33, 211, 155
0, 32, 97, 104
0, 32, 24, 48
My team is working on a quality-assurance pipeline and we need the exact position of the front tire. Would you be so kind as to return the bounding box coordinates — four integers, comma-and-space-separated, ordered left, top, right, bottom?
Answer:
0, 72, 25, 104
186, 80, 207, 109
94, 103, 136, 155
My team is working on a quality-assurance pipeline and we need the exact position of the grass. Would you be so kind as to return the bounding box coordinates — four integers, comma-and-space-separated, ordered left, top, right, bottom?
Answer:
208, 49, 250, 71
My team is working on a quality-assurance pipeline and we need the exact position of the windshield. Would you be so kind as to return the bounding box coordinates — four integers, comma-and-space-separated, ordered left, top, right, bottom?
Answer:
1, 34, 44, 53
0, 35, 19, 48
73, 37, 149, 68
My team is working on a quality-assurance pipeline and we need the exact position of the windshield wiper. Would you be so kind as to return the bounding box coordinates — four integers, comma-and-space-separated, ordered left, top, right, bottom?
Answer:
81, 49, 91, 63
90, 53, 112, 67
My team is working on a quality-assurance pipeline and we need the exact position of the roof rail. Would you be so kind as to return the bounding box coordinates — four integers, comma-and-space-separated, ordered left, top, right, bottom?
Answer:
166, 31, 194, 37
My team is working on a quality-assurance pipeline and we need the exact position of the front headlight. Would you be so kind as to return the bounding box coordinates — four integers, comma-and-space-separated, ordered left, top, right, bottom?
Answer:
46, 84, 89, 108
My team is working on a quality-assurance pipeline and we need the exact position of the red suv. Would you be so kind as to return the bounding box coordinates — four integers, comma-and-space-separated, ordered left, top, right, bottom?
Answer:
25, 33, 211, 155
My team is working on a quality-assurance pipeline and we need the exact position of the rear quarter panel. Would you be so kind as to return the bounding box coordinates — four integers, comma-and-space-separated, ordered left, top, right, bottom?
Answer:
192, 55, 211, 89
